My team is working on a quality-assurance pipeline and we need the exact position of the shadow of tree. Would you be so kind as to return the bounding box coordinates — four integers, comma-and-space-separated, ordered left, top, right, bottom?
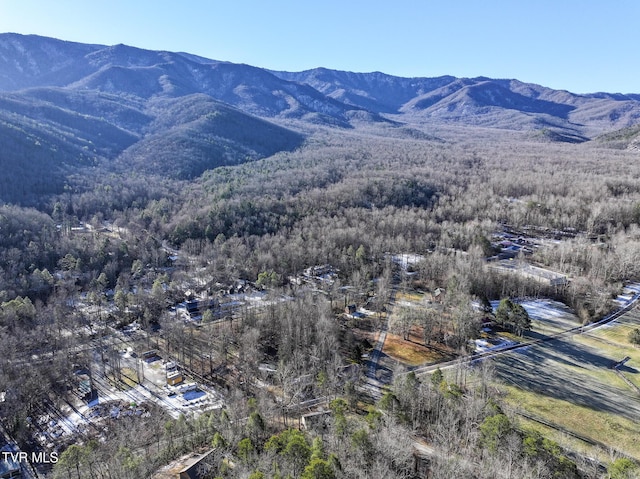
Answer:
493, 337, 640, 422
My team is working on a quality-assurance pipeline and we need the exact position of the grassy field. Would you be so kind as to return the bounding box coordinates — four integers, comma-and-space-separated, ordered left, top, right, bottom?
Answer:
107, 367, 139, 389
504, 384, 640, 459
515, 414, 624, 464
481, 299, 581, 350
493, 307, 640, 460
395, 291, 428, 303
578, 309, 640, 390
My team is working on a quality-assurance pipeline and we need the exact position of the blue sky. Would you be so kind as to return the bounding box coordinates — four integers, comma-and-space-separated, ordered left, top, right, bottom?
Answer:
0, 0, 637, 94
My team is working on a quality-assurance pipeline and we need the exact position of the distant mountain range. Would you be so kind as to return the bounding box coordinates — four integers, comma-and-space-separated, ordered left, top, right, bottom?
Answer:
1, 33, 639, 203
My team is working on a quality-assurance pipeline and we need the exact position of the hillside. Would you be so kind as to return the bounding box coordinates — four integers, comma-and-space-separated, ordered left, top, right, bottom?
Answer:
1, 33, 640, 204
2, 34, 638, 134
272, 67, 457, 114
0, 35, 369, 123
273, 69, 640, 135
0, 89, 142, 202
596, 124, 640, 150
117, 94, 305, 179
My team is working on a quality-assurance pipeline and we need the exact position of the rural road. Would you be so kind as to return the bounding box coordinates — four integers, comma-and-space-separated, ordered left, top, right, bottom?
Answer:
408, 289, 640, 378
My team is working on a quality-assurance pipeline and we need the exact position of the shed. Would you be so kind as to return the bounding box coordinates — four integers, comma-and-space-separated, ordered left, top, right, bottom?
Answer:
167, 371, 183, 386
432, 288, 445, 303
178, 450, 215, 479
151, 449, 216, 479
142, 350, 158, 361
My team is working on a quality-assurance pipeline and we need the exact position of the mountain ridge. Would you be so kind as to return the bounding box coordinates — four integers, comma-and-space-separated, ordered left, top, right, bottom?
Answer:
1, 33, 639, 133
1, 33, 640, 204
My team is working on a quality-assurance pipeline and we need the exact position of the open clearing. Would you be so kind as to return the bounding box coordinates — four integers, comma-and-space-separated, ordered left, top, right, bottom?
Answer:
395, 290, 429, 304
384, 290, 455, 366
490, 298, 581, 337
383, 328, 454, 366
492, 306, 640, 459
520, 299, 581, 335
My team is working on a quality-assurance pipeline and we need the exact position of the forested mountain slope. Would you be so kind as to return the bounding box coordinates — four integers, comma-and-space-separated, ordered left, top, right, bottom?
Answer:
2, 33, 638, 131
275, 69, 640, 136
595, 123, 640, 150
1, 33, 640, 205
116, 94, 305, 179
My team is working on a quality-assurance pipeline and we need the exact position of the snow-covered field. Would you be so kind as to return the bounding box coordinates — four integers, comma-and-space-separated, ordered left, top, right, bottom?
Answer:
489, 298, 580, 336
474, 298, 578, 353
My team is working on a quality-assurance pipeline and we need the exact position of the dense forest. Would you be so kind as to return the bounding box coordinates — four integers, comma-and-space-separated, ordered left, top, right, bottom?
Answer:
2, 119, 640, 478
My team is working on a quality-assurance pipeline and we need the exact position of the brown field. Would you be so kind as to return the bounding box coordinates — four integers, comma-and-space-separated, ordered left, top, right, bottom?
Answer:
383, 327, 455, 366
107, 367, 139, 389
395, 291, 427, 303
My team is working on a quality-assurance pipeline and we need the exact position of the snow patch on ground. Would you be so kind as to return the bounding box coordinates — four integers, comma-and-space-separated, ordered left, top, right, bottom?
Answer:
490, 298, 578, 322
519, 299, 577, 321
614, 283, 640, 306
392, 253, 425, 270
474, 337, 517, 353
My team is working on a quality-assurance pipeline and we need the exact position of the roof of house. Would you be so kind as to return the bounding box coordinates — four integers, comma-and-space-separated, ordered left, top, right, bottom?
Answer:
152, 449, 216, 479
0, 444, 21, 476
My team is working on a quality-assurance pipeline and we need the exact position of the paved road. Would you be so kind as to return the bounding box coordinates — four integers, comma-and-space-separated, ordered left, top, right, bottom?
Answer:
408, 290, 640, 378
361, 286, 398, 400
